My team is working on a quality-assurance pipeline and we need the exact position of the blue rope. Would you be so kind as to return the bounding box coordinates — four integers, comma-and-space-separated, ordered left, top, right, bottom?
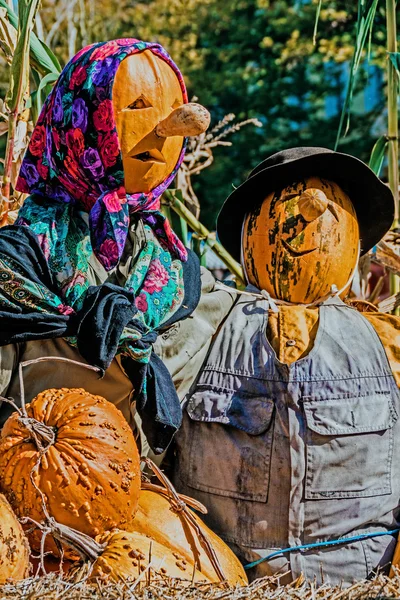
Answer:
244, 528, 400, 570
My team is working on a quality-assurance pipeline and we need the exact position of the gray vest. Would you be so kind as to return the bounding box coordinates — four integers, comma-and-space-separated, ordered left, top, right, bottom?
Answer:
173, 293, 400, 585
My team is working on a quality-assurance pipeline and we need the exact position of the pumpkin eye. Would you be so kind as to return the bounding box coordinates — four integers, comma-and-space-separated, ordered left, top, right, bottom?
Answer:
171, 98, 182, 110
328, 202, 340, 222
125, 95, 153, 110
281, 192, 299, 201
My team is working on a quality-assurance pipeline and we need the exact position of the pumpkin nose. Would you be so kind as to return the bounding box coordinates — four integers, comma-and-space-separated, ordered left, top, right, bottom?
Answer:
155, 102, 211, 138
298, 188, 329, 222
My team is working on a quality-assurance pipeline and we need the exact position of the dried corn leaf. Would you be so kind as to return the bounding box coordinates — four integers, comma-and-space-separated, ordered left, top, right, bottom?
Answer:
0, 6, 17, 64
373, 239, 400, 277
378, 292, 400, 313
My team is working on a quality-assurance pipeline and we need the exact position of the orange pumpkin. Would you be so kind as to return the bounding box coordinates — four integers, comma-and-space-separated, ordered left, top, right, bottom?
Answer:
133, 489, 248, 585
38, 493, 246, 585
113, 50, 185, 195
0, 494, 30, 584
242, 176, 359, 304
91, 529, 216, 583
0, 388, 141, 554
35, 521, 219, 584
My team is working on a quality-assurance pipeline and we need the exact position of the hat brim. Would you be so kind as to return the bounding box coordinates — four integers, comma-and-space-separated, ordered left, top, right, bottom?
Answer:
217, 151, 394, 261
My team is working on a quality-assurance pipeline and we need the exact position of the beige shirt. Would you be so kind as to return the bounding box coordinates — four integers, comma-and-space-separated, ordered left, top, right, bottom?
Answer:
0, 267, 235, 460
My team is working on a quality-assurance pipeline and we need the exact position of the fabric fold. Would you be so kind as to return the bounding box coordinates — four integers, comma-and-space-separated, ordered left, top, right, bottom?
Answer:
0, 225, 200, 452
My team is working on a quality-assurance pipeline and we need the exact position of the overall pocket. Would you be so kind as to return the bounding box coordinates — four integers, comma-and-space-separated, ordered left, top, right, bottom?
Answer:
183, 386, 275, 502
304, 392, 398, 499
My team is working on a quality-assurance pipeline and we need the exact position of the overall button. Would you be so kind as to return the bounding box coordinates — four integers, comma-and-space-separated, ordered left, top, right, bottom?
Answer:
286, 339, 296, 347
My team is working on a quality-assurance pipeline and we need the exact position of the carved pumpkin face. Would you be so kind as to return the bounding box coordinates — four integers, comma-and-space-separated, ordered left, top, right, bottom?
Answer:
113, 50, 184, 194
242, 176, 359, 304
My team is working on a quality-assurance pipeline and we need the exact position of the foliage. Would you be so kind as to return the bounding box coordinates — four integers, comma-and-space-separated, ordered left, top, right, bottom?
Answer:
0, 0, 398, 287
22, 0, 398, 228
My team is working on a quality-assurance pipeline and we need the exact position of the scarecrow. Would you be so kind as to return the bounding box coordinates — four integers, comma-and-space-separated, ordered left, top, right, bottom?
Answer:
0, 38, 211, 455
154, 147, 400, 585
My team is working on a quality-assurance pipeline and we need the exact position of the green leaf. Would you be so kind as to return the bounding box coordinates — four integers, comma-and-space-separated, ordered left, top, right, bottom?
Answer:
36, 37, 61, 73
312, 0, 323, 45
335, 0, 379, 148
6, 0, 42, 112
35, 71, 58, 115
368, 136, 388, 176
389, 52, 400, 79
170, 189, 189, 246
30, 89, 39, 123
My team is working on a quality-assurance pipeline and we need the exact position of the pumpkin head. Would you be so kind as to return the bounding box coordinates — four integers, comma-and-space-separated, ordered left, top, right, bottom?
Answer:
113, 50, 183, 194
242, 176, 359, 304
0, 388, 141, 554
113, 50, 210, 194
0, 494, 30, 583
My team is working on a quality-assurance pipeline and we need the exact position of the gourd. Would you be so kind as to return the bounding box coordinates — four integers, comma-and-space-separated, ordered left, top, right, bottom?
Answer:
91, 529, 216, 583
34, 459, 247, 585
242, 176, 360, 304
0, 372, 141, 554
133, 489, 248, 585
0, 494, 30, 584
132, 459, 247, 586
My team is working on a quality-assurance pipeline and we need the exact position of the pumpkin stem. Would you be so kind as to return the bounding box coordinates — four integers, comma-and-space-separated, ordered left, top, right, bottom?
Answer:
25, 515, 105, 563
298, 188, 329, 222
49, 518, 105, 563
19, 417, 56, 452
12, 356, 102, 452
155, 103, 210, 138
142, 457, 228, 585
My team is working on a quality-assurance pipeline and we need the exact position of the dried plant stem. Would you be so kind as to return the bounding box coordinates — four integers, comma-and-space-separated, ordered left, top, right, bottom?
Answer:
0, 0, 41, 226
163, 190, 245, 285
0, 106, 16, 225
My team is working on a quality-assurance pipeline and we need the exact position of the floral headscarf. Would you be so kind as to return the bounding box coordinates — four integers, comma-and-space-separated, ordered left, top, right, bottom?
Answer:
16, 38, 188, 271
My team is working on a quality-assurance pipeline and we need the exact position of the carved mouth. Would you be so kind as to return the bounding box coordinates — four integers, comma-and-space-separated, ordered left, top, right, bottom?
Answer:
131, 149, 166, 164
282, 239, 318, 256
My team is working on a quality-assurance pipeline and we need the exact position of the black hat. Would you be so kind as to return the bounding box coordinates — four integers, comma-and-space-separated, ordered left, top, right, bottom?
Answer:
217, 146, 395, 260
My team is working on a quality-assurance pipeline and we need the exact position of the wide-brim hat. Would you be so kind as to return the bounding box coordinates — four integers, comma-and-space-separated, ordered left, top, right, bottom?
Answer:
217, 146, 395, 260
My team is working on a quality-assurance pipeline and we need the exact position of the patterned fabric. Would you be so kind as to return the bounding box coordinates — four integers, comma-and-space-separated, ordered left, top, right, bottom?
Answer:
12, 37, 191, 364
0, 225, 201, 453
11, 201, 186, 339
0, 39, 201, 452
16, 38, 188, 271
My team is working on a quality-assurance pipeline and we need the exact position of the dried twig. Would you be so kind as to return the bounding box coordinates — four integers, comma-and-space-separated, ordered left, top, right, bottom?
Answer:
142, 457, 228, 586
176, 112, 262, 219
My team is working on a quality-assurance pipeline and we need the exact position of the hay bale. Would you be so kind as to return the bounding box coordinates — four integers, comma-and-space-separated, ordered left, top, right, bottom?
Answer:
2, 571, 400, 600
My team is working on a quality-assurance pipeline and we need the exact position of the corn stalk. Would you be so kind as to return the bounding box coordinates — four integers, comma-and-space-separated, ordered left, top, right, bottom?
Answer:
386, 0, 399, 222
0, 0, 41, 226
163, 189, 245, 285
386, 0, 399, 299
0, 0, 61, 76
